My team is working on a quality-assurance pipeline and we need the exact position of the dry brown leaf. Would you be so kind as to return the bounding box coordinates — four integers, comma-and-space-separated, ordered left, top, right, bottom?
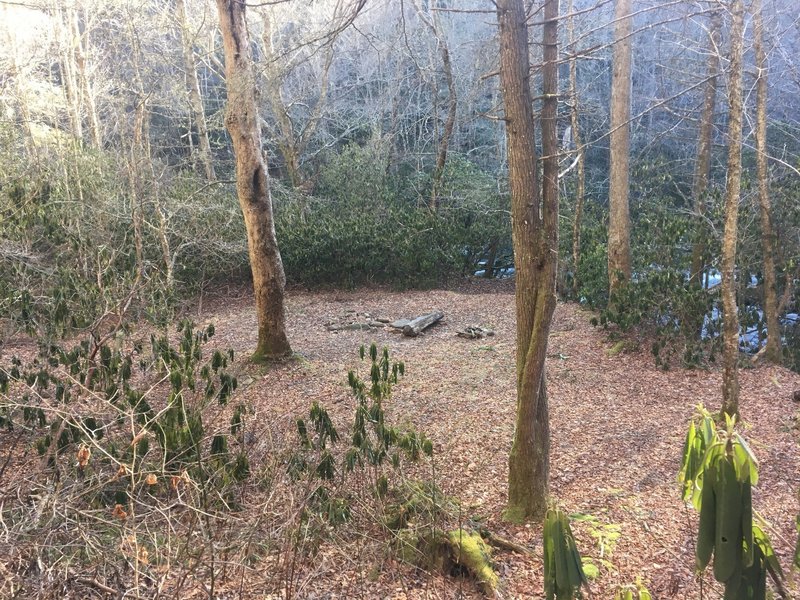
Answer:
112, 504, 128, 521
76, 444, 91, 469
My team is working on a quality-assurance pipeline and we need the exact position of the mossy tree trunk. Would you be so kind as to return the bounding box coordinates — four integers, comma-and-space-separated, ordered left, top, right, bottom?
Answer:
215, 0, 291, 361
497, 0, 558, 523
721, 0, 745, 418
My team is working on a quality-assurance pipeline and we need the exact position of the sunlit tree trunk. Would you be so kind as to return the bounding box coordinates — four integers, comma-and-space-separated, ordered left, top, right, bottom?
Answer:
689, 9, 721, 286
216, 0, 292, 361
498, 0, 558, 523
721, 0, 745, 418
608, 0, 632, 299
753, 0, 780, 363
69, 7, 101, 149
568, 0, 585, 296
2, 5, 36, 156
176, 0, 215, 181
55, 5, 83, 142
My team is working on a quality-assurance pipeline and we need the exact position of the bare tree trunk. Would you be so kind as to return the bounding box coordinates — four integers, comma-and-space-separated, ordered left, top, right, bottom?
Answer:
415, 0, 457, 211
753, 0, 780, 363
497, 0, 558, 524
260, 10, 333, 191
216, 0, 292, 361
126, 16, 151, 281
2, 5, 36, 156
70, 7, 101, 149
55, 5, 83, 142
155, 200, 174, 288
568, 0, 585, 296
721, 0, 745, 418
689, 9, 722, 285
129, 96, 146, 280
176, 0, 215, 181
484, 238, 499, 279
608, 0, 632, 299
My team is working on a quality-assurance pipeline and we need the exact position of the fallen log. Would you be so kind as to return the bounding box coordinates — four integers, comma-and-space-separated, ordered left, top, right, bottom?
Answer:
402, 311, 444, 337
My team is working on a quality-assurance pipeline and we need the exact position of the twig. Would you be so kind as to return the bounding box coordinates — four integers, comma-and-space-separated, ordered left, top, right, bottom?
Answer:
481, 529, 536, 557
75, 576, 119, 597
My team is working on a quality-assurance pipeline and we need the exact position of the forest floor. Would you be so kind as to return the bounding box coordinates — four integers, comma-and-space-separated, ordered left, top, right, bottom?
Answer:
2, 279, 799, 599
194, 279, 800, 599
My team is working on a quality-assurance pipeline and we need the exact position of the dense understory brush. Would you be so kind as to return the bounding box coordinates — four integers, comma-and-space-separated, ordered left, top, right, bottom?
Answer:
0, 317, 469, 597
0, 318, 258, 597
561, 154, 800, 371
0, 128, 248, 343
276, 144, 510, 288
1, 131, 510, 348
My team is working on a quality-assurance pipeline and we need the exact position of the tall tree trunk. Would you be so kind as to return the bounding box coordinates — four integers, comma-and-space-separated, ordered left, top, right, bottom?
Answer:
2, 4, 36, 156
414, 0, 457, 211
127, 15, 150, 281
176, 0, 215, 181
56, 5, 83, 142
721, 0, 745, 418
70, 7, 101, 149
497, 0, 558, 524
260, 10, 333, 190
689, 9, 722, 285
568, 0, 585, 296
608, 0, 632, 299
216, 0, 292, 361
129, 97, 146, 280
753, 0, 780, 363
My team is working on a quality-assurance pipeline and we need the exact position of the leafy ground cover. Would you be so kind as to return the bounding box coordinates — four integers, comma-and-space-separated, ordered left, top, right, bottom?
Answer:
2, 279, 798, 598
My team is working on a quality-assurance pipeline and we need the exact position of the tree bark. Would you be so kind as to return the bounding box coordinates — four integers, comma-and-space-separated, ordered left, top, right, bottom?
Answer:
608, 0, 632, 299
753, 0, 780, 363
497, 0, 557, 523
176, 0, 215, 181
568, 0, 585, 296
70, 7, 101, 150
689, 10, 722, 285
260, 10, 333, 191
55, 5, 83, 142
414, 0, 457, 211
128, 94, 147, 281
721, 0, 745, 418
127, 18, 149, 281
2, 4, 36, 156
215, 0, 292, 361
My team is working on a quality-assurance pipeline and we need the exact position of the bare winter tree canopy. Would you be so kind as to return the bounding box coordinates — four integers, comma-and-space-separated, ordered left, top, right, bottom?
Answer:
1, 0, 800, 597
